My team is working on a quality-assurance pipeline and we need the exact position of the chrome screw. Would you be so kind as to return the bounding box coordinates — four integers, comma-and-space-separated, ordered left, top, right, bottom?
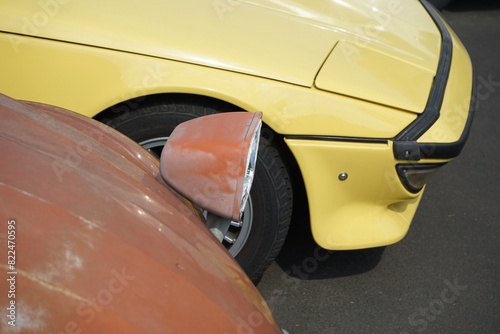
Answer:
338, 172, 348, 181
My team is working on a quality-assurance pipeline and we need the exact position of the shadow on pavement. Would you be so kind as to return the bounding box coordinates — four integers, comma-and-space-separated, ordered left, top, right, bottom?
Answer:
273, 207, 386, 280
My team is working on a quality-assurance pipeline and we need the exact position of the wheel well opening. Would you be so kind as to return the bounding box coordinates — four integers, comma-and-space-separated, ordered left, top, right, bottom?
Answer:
264, 128, 310, 233
94, 92, 310, 229
94, 93, 240, 124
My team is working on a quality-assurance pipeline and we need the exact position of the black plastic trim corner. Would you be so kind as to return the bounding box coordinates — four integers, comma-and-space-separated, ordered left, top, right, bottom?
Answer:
285, 0, 475, 162
393, 78, 476, 160
392, 0, 474, 161
394, 1, 452, 143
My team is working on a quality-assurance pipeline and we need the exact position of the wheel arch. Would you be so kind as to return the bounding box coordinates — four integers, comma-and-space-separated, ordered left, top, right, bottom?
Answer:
94, 92, 309, 229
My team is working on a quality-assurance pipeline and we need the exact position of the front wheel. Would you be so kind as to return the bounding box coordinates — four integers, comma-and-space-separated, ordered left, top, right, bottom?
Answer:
104, 101, 293, 282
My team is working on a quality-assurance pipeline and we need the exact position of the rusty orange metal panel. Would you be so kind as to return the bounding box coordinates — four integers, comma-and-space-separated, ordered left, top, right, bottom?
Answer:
0, 95, 281, 333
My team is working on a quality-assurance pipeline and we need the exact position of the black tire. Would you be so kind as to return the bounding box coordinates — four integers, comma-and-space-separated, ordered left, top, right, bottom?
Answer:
104, 101, 292, 282
428, 0, 453, 9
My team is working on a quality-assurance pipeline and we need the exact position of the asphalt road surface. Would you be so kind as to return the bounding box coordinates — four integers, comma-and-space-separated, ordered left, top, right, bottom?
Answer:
257, 2, 500, 333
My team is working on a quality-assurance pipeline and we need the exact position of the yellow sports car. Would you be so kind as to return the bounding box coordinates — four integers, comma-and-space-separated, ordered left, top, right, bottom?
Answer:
0, 0, 475, 281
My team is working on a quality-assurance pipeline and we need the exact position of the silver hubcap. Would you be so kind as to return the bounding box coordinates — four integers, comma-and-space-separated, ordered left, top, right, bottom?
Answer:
226, 197, 253, 257
140, 137, 169, 158
138, 136, 253, 257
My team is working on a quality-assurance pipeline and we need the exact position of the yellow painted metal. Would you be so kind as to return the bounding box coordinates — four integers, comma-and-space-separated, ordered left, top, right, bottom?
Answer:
0, 33, 417, 139
284, 21, 473, 249
0, 0, 440, 92
285, 138, 425, 249
0, 0, 475, 250
315, 41, 435, 113
0, 0, 337, 86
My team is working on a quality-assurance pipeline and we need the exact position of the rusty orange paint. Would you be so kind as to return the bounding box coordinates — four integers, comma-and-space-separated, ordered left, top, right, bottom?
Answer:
160, 111, 263, 222
0, 95, 281, 333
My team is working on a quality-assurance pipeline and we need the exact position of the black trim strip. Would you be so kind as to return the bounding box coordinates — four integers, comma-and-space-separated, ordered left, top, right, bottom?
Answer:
291, 3, 452, 152
286, 1, 475, 162
394, 0, 452, 142
392, 0, 479, 161
285, 135, 387, 144
393, 74, 476, 160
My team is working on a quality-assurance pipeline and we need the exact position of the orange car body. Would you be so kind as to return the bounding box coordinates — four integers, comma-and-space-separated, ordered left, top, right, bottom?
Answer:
0, 95, 282, 333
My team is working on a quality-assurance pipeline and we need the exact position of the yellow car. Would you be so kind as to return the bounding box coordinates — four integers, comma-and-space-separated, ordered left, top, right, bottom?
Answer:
0, 0, 475, 281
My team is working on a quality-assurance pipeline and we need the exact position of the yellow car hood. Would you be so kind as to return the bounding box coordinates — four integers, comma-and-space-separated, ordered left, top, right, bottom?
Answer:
1, 0, 440, 113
